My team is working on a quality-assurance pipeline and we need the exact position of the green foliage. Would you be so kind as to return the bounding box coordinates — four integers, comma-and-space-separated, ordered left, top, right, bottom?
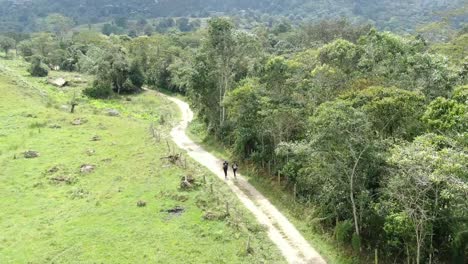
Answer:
114, 17, 128, 29
176, 17, 192, 32
225, 79, 262, 158
299, 19, 372, 46
83, 79, 113, 99
351, 233, 361, 252
452, 85, 468, 103
385, 134, 467, 263
0, 36, 15, 57
318, 39, 360, 74
42, 13, 74, 39
27, 55, 49, 77
423, 87, 468, 134
343, 86, 426, 139
383, 212, 414, 252
17, 40, 34, 59
102, 23, 122, 36
335, 220, 353, 245
128, 61, 145, 88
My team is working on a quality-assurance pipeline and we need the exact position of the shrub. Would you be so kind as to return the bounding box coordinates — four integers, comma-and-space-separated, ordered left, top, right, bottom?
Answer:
83, 79, 113, 99
120, 79, 136, 94
28, 56, 49, 77
335, 220, 354, 245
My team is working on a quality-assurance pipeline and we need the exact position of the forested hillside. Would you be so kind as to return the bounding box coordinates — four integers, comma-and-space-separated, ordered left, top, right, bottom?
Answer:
1, 0, 466, 32
1, 1, 467, 263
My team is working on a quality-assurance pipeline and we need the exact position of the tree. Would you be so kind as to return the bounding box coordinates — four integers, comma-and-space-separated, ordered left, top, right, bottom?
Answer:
29, 32, 57, 58
102, 23, 119, 36
99, 47, 130, 94
2, 32, 29, 56
310, 100, 378, 238
128, 61, 145, 89
277, 100, 380, 240
17, 40, 34, 59
358, 30, 458, 99
43, 14, 73, 40
423, 85, 468, 134
225, 79, 262, 158
72, 30, 108, 47
343, 86, 426, 140
385, 134, 468, 264
261, 56, 290, 95
0, 36, 15, 57
189, 18, 236, 131
318, 39, 361, 74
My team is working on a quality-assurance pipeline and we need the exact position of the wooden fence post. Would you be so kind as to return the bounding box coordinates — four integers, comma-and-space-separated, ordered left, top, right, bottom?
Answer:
246, 235, 251, 254
293, 183, 297, 202
166, 140, 171, 154
375, 249, 378, 264
268, 161, 271, 176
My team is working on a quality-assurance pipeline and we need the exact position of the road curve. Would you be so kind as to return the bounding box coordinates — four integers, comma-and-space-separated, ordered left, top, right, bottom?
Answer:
161, 93, 327, 264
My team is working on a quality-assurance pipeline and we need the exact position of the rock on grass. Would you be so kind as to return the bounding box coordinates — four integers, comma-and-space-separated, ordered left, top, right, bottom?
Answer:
80, 164, 95, 174
107, 109, 120, 117
24, 150, 39, 159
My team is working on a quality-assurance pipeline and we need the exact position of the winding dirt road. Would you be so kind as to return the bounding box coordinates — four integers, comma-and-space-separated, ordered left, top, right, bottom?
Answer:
162, 94, 327, 264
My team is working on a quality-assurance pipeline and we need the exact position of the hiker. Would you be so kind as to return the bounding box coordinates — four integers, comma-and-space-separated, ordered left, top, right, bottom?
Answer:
232, 162, 238, 179
223, 161, 229, 179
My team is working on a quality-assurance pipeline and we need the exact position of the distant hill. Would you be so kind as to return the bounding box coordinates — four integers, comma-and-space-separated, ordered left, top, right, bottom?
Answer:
1, 0, 466, 32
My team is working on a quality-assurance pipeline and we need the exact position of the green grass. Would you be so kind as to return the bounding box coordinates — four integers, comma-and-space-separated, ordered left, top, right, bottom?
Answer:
0, 57, 285, 263
188, 119, 361, 264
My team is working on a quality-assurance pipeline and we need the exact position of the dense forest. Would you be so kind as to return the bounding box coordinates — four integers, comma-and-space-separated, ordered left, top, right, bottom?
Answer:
1, 1, 467, 263
1, 0, 467, 33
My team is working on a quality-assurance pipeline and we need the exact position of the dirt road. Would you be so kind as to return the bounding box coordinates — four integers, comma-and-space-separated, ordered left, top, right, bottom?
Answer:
162, 94, 327, 264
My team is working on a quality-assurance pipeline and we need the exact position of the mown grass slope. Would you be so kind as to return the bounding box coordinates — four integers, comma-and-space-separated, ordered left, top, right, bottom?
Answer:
0, 58, 284, 263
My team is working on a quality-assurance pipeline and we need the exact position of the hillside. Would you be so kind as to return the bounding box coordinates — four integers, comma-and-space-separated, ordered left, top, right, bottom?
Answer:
0, 57, 284, 263
0, 0, 466, 32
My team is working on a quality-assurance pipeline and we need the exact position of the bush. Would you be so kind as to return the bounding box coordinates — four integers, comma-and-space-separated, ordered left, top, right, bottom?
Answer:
121, 79, 137, 94
28, 56, 49, 77
335, 220, 354, 245
83, 79, 113, 99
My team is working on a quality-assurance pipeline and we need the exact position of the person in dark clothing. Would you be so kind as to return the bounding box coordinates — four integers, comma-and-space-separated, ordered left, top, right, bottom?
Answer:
232, 162, 238, 179
223, 161, 229, 179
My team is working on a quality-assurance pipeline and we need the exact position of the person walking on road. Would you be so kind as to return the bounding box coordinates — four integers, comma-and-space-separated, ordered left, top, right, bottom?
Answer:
223, 161, 229, 179
232, 162, 238, 179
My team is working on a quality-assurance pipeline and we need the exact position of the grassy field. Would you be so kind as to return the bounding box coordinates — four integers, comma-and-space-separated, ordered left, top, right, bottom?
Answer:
0, 57, 284, 263
188, 119, 361, 264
